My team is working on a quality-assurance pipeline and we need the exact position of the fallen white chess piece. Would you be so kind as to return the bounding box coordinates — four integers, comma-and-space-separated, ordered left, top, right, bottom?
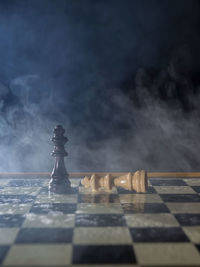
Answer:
81, 170, 148, 193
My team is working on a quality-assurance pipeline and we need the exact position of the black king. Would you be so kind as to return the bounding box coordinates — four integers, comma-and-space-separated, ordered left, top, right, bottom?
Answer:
49, 125, 71, 193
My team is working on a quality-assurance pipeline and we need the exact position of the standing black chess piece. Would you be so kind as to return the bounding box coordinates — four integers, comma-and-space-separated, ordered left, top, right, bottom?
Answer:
49, 125, 71, 193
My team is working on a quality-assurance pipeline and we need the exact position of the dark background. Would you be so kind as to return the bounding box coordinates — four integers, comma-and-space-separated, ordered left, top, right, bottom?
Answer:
0, 0, 200, 172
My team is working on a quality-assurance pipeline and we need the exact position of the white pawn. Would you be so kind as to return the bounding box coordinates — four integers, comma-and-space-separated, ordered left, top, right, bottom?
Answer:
114, 171, 147, 193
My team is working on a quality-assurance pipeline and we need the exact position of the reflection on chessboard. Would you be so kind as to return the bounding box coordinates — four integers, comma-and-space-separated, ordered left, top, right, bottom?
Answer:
0, 177, 199, 266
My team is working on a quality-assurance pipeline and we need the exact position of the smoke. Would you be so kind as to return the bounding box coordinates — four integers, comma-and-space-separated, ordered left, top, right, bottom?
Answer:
0, 0, 200, 172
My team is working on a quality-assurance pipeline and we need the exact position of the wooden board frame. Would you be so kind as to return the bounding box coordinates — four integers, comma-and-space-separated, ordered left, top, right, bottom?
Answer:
0, 172, 200, 178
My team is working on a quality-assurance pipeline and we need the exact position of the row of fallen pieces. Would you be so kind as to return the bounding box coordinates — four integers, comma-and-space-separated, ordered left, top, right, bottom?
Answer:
81, 170, 148, 193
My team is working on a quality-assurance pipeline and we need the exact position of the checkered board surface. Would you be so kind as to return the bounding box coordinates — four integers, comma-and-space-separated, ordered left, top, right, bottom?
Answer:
0, 177, 200, 267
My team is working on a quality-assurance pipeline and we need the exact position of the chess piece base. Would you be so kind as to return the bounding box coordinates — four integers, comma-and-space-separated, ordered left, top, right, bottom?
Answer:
49, 177, 71, 194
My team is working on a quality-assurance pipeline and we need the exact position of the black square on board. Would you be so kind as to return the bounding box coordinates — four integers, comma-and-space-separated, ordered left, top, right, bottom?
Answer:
196, 244, 200, 253
52, 203, 77, 213
0, 215, 25, 227
160, 194, 200, 202
30, 203, 77, 214
192, 186, 200, 193
75, 214, 126, 227
150, 179, 187, 186
175, 214, 200, 226
73, 245, 136, 264
15, 228, 73, 243
0, 246, 9, 264
129, 227, 189, 242
122, 203, 170, 213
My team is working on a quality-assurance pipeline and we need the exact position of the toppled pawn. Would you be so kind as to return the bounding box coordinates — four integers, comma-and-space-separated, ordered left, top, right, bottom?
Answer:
81, 170, 148, 193
82, 173, 113, 191
49, 125, 71, 194
114, 171, 147, 193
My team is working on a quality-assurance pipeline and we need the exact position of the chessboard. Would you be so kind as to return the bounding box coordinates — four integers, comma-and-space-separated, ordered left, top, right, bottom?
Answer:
0, 176, 200, 267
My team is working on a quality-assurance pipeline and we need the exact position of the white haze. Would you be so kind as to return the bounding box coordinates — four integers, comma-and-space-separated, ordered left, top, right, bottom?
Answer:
0, 72, 200, 173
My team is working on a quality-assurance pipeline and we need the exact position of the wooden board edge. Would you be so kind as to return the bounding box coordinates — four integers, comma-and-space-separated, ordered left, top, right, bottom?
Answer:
0, 172, 200, 178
